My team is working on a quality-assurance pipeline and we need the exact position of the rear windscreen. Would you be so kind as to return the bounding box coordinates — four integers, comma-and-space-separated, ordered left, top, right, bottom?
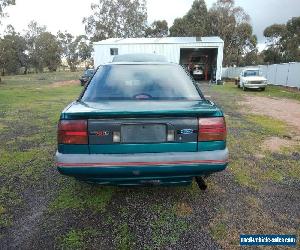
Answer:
81, 64, 202, 101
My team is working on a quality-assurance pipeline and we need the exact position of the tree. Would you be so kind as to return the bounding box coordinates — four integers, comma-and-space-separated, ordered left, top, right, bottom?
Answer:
232, 23, 257, 66
83, 0, 147, 41
283, 17, 300, 62
57, 31, 78, 71
263, 17, 300, 64
76, 35, 93, 62
145, 20, 168, 38
207, 0, 252, 66
34, 32, 62, 72
0, 0, 15, 20
24, 20, 47, 73
57, 32, 92, 71
263, 24, 286, 64
0, 25, 27, 75
57, 31, 92, 72
185, 0, 208, 36
169, 0, 208, 37
169, 18, 190, 36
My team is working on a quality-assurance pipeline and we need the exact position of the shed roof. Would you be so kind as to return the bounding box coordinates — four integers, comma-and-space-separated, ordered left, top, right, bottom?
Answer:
94, 37, 223, 45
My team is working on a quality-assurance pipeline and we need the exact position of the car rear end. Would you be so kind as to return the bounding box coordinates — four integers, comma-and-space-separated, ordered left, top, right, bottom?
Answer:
56, 62, 228, 186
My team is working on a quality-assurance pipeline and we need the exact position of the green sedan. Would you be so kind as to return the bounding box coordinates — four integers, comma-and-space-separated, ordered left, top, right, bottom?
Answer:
56, 54, 228, 188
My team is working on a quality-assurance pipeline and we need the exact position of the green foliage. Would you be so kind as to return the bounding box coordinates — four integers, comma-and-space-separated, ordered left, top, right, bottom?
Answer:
83, 0, 147, 41
208, 0, 253, 66
263, 17, 300, 64
170, 0, 256, 66
264, 24, 286, 39
34, 32, 62, 72
145, 20, 168, 38
57, 31, 78, 72
76, 35, 93, 63
0, 0, 15, 19
0, 26, 27, 75
169, 0, 208, 37
57, 32, 92, 71
23, 21, 46, 72
185, 0, 208, 36
169, 18, 190, 37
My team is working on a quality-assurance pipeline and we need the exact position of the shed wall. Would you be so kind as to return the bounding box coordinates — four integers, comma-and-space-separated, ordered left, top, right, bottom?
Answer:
94, 42, 224, 80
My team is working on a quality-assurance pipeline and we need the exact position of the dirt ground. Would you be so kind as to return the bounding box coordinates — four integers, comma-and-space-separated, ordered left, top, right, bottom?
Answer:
51, 80, 80, 88
240, 95, 300, 132
240, 95, 300, 153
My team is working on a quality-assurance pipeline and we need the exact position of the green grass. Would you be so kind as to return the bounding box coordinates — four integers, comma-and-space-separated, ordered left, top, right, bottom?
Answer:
149, 204, 189, 248
116, 223, 134, 250
209, 206, 228, 241
210, 222, 227, 241
61, 230, 85, 250
0, 71, 81, 86
50, 180, 115, 213
0, 71, 82, 231
245, 114, 287, 136
60, 228, 99, 250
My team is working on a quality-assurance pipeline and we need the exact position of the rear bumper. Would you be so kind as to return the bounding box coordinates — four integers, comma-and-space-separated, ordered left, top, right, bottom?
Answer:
56, 148, 229, 185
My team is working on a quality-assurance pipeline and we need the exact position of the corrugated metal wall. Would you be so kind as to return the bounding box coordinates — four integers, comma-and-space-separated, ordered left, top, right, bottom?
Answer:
222, 62, 300, 88
94, 42, 224, 80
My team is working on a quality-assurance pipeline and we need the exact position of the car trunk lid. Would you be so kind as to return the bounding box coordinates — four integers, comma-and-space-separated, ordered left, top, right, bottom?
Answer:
61, 100, 223, 154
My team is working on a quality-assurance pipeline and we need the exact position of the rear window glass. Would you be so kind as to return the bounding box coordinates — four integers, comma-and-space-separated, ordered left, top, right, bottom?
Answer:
81, 64, 202, 101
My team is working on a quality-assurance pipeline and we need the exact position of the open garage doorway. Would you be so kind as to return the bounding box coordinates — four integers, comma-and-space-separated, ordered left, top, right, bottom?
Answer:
180, 48, 218, 82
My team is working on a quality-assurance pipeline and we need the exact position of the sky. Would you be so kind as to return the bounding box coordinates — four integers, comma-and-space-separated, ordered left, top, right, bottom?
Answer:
1, 0, 299, 50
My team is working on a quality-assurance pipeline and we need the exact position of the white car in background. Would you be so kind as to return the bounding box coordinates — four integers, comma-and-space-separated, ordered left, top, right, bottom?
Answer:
238, 68, 267, 91
192, 64, 204, 79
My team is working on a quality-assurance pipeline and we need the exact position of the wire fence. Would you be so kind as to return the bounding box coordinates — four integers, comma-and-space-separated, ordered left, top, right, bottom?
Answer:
222, 62, 300, 89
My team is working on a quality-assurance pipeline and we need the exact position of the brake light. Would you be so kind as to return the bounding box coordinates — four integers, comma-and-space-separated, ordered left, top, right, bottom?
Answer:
198, 117, 226, 141
58, 120, 88, 144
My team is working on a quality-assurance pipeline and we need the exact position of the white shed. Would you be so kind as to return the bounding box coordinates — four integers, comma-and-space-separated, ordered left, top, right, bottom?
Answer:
93, 37, 224, 81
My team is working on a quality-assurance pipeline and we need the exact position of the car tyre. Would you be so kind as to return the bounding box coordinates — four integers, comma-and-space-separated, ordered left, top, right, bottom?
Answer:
261, 87, 265, 91
242, 85, 247, 91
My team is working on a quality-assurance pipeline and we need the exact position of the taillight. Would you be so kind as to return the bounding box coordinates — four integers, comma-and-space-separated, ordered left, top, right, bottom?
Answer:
58, 120, 88, 144
198, 117, 226, 141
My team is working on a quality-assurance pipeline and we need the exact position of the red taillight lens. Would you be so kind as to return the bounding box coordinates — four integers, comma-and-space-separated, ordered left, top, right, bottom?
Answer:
198, 117, 227, 141
58, 120, 88, 144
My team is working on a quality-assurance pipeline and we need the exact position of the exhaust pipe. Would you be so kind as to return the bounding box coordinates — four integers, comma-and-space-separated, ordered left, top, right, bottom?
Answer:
195, 176, 207, 190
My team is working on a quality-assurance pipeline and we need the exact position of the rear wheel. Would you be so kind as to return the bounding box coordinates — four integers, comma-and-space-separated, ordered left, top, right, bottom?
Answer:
260, 87, 265, 91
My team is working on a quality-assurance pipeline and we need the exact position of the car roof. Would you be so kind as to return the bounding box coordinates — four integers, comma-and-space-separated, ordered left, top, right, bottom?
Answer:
112, 53, 168, 63
104, 62, 175, 66
243, 68, 259, 71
